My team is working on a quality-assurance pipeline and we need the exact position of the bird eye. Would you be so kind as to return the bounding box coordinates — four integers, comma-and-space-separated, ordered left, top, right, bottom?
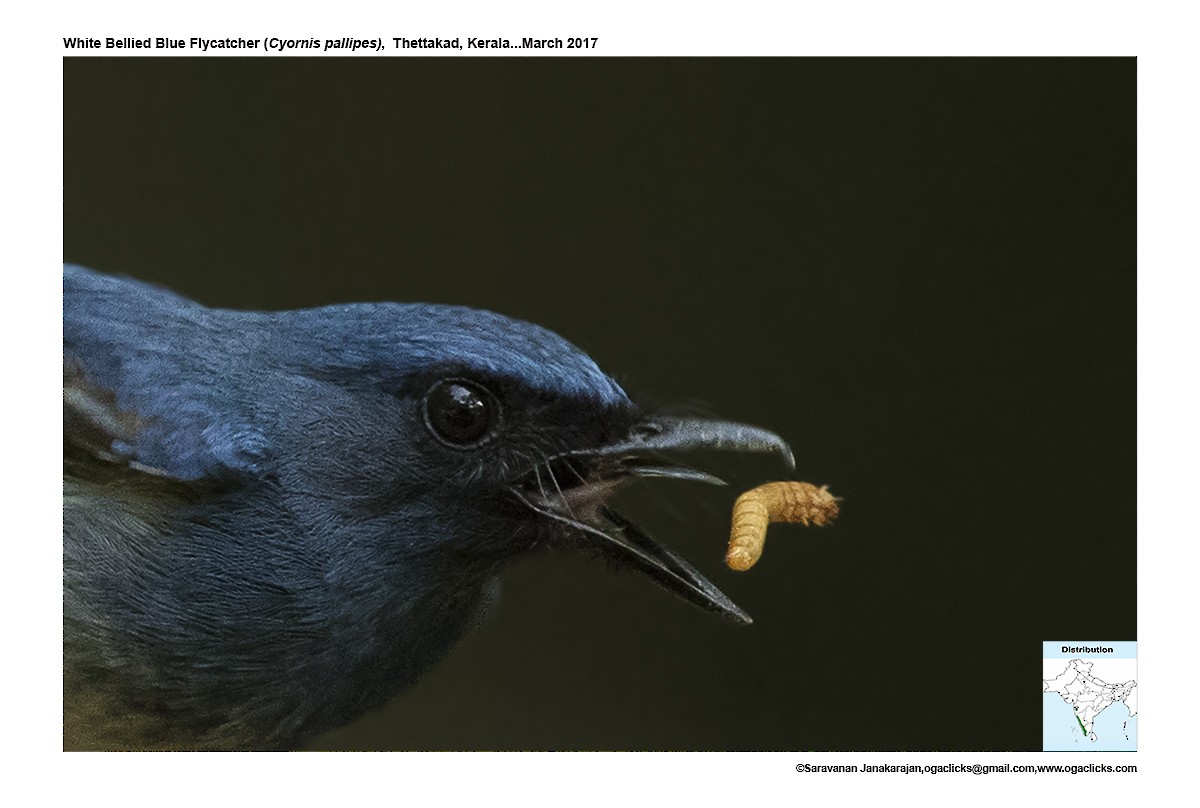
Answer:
423, 379, 499, 447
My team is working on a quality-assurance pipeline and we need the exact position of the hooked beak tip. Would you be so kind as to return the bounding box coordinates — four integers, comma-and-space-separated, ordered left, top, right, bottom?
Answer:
581, 416, 797, 471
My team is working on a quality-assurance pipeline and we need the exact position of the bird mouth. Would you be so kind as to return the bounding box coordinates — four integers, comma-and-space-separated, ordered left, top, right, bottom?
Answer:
510, 416, 794, 625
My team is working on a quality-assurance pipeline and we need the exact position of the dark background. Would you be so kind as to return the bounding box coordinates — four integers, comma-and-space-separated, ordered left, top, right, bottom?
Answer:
63, 58, 1134, 751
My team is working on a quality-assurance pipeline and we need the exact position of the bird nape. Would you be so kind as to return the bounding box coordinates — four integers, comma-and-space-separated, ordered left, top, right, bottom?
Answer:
62, 264, 794, 751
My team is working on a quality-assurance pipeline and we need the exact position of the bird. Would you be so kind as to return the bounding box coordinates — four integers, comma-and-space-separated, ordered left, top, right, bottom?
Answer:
63, 264, 794, 750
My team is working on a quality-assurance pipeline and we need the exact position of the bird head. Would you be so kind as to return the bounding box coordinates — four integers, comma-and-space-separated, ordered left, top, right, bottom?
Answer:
64, 265, 793, 747
260, 301, 795, 623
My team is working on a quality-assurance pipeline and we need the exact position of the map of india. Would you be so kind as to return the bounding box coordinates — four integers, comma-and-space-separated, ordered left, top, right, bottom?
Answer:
1041, 642, 1137, 751
1043, 660, 1137, 740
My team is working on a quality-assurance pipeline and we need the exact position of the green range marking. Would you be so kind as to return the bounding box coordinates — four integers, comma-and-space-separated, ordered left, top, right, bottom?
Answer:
1075, 713, 1087, 735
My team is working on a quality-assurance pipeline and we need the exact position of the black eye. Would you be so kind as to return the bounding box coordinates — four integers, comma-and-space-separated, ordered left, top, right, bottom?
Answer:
423, 379, 499, 447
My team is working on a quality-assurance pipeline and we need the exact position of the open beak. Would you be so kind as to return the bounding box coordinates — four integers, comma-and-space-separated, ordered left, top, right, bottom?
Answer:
513, 416, 794, 624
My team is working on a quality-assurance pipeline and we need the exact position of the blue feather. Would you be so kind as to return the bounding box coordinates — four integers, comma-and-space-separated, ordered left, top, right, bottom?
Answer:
63, 264, 627, 481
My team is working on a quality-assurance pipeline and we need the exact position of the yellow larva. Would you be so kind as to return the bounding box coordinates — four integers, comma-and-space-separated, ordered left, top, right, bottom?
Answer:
726, 481, 839, 571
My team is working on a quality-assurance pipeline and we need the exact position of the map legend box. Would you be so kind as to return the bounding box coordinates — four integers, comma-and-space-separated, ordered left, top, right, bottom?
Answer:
1042, 641, 1137, 751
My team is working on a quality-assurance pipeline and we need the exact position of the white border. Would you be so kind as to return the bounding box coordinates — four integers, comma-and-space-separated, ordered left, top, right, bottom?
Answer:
8, 0, 1193, 802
